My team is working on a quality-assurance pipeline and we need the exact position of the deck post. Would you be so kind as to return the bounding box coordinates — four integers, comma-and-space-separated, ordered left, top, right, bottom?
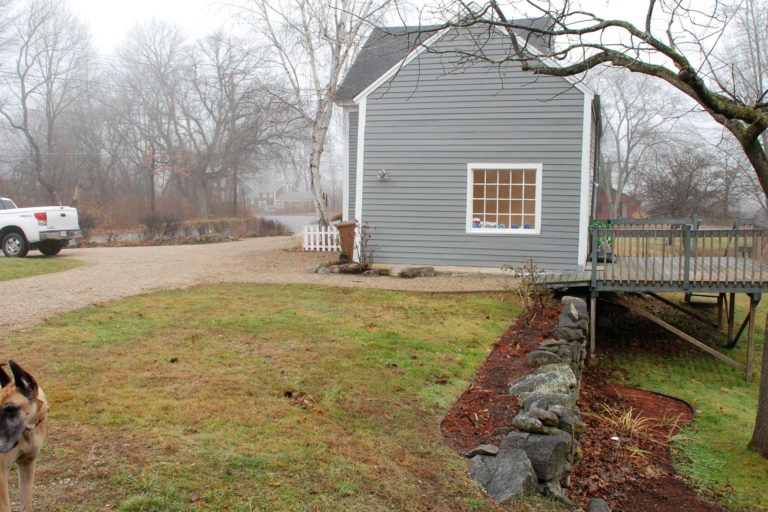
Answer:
717, 293, 725, 329
727, 292, 736, 345
746, 293, 761, 382
683, 226, 692, 290
590, 226, 598, 290
589, 292, 597, 359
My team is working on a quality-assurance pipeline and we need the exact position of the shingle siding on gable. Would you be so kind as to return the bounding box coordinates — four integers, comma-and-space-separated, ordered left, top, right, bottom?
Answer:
359, 28, 588, 270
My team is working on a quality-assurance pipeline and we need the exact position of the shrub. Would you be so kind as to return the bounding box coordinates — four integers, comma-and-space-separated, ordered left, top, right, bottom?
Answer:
141, 212, 180, 239
77, 210, 98, 242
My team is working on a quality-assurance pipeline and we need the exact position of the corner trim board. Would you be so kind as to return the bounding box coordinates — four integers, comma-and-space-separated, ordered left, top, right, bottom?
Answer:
577, 92, 595, 268
342, 108, 350, 221
353, 98, 366, 262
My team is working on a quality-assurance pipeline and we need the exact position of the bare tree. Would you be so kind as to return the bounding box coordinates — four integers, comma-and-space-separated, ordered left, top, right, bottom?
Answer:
181, 32, 293, 217
113, 21, 190, 215
243, 0, 392, 225
641, 145, 724, 217
594, 70, 678, 217
0, 0, 92, 204
713, 0, 768, 219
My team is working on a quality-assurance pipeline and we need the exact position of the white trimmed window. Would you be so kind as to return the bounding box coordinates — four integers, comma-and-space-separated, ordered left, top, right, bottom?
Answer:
466, 163, 542, 235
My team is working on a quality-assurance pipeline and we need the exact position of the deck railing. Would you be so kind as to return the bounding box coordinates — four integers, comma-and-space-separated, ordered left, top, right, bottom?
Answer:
590, 220, 768, 292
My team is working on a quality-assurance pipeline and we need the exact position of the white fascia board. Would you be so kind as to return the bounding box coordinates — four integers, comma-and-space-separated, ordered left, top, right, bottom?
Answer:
577, 94, 594, 269
352, 27, 452, 104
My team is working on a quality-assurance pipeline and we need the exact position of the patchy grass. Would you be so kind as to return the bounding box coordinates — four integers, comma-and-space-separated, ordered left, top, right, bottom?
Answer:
602, 293, 768, 511
0, 255, 82, 281
4, 284, 559, 511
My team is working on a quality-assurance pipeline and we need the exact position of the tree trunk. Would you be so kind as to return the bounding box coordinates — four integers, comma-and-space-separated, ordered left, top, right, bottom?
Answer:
748, 312, 768, 457
727, 123, 768, 202
149, 171, 156, 215
197, 176, 209, 219
308, 100, 332, 226
148, 145, 156, 215
30, 144, 59, 205
232, 168, 238, 216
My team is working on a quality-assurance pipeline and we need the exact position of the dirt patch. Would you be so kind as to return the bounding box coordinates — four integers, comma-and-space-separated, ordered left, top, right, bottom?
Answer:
569, 364, 726, 512
441, 301, 561, 454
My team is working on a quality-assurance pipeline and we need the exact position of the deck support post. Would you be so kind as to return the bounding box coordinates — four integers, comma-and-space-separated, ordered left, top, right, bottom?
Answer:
717, 293, 725, 329
747, 293, 761, 382
589, 292, 598, 359
619, 298, 746, 372
727, 292, 736, 345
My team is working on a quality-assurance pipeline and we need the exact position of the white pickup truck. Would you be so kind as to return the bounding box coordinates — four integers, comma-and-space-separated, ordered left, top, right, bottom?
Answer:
0, 197, 81, 257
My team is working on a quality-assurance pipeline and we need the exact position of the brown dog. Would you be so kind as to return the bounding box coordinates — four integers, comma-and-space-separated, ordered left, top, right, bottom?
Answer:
0, 361, 47, 512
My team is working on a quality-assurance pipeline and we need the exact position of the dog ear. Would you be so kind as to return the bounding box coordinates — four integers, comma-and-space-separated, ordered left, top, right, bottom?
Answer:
0, 364, 10, 388
8, 360, 37, 400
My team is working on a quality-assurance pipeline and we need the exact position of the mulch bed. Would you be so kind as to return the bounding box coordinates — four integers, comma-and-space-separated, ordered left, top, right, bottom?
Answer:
441, 297, 728, 511
570, 364, 727, 511
441, 301, 560, 454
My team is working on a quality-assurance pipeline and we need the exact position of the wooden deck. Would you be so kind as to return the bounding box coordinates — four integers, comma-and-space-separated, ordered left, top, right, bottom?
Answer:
541, 220, 768, 294
552, 218, 768, 381
543, 257, 768, 293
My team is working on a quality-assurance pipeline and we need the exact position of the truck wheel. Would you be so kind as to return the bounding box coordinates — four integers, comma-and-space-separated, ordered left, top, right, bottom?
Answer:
2, 232, 29, 257
39, 240, 64, 256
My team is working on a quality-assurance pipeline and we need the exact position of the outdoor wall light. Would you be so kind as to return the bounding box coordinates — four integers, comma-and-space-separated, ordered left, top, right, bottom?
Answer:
377, 169, 389, 181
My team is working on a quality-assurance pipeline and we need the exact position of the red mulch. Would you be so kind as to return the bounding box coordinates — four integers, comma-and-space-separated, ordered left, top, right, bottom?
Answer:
441, 302, 561, 454
570, 364, 727, 511
441, 298, 729, 511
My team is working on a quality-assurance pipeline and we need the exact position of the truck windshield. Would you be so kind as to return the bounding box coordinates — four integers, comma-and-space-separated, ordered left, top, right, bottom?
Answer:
0, 199, 17, 209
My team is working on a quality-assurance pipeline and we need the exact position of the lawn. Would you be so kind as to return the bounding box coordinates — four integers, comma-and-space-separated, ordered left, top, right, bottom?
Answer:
2, 284, 560, 511
601, 293, 768, 511
0, 255, 82, 281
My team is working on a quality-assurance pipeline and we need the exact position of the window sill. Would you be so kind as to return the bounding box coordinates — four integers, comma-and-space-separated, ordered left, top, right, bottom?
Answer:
466, 228, 541, 236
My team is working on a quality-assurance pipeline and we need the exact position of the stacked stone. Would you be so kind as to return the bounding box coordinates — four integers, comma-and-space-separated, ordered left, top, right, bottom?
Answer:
468, 296, 592, 507
530, 296, 589, 379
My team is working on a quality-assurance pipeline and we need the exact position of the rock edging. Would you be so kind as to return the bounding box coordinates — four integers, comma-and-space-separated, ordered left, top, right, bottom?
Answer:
469, 296, 600, 508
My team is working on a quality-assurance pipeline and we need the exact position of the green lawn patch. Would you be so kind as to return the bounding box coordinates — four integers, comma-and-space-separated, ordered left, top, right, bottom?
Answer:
4, 284, 560, 511
603, 293, 768, 511
0, 256, 82, 281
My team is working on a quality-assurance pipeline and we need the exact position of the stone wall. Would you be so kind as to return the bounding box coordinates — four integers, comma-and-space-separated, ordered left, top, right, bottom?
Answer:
468, 296, 590, 506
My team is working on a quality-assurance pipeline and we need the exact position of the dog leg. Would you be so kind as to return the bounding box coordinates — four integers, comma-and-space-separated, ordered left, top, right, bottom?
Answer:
18, 459, 35, 512
0, 458, 11, 512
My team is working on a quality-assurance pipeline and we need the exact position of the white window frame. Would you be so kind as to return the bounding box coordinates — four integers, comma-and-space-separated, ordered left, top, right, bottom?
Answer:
466, 163, 543, 235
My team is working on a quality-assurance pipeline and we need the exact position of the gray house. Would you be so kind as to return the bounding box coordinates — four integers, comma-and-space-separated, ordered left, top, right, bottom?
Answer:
335, 21, 600, 271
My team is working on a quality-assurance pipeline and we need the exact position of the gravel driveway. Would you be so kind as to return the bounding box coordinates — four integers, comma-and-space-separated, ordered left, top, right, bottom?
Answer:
1, 236, 516, 338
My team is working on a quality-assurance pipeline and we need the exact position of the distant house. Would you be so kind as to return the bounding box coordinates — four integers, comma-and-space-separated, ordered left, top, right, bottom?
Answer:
245, 181, 314, 212
335, 20, 600, 271
256, 191, 277, 210
275, 190, 314, 211
595, 188, 642, 219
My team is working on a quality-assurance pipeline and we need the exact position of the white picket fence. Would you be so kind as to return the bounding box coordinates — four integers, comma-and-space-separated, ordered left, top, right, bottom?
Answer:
302, 224, 341, 251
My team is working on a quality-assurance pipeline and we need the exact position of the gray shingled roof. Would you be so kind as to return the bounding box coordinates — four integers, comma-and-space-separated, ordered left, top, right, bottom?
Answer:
335, 26, 440, 102
336, 18, 553, 103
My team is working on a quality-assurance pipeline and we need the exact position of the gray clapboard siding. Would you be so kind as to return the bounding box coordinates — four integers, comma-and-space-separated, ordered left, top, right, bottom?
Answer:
358, 27, 591, 270
348, 110, 358, 220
